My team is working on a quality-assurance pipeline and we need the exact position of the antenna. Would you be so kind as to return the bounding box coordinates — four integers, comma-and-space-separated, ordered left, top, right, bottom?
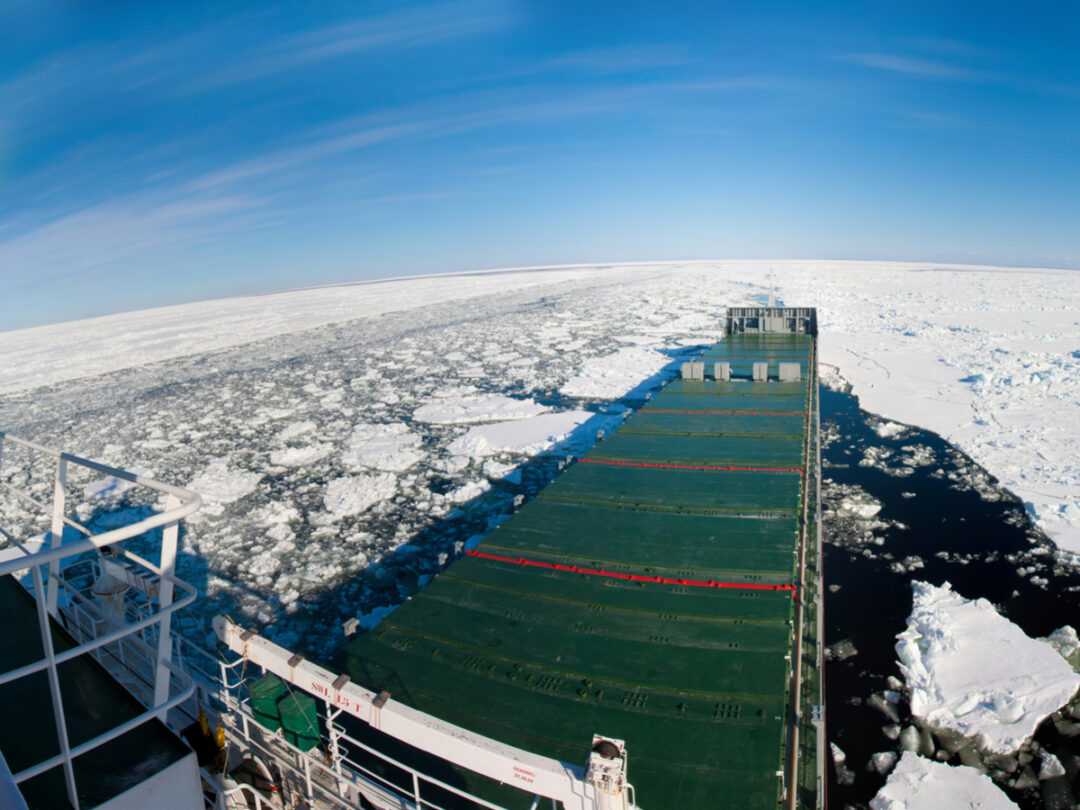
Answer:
768, 268, 775, 308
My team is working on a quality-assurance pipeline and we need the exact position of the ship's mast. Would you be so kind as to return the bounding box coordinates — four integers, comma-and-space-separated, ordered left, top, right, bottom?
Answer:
768, 268, 775, 308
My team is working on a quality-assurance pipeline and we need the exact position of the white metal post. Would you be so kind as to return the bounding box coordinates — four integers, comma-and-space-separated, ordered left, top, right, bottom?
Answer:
153, 494, 181, 716
46, 457, 68, 617
326, 704, 346, 799
32, 564, 79, 807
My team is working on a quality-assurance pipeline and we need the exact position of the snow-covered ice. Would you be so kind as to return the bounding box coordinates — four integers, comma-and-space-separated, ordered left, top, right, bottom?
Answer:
562, 345, 679, 399
323, 474, 398, 520
413, 394, 549, 425
341, 423, 424, 472
781, 261, 1080, 553
0, 267, 604, 395
188, 460, 262, 517
448, 410, 623, 458
870, 751, 1018, 809
895, 581, 1080, 754
4, 259, 1080, 659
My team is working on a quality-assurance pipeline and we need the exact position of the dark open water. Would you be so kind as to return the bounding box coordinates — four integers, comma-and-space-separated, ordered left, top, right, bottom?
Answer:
822, 385, 1080, 809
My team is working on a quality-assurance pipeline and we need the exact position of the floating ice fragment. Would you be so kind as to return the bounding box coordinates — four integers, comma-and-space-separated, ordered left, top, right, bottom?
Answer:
874, 421, 908, 439
896, 581, 1080, 754
270, 444, 334, 467
84, 467, 153, 498
1043, 626, 1080, 659
1039, 753, 1066, 780
871, 751, 898, 775
189, 460, 262, 512
448, 411, 621, 458
323, 474, 397, 519
870, 751, 1018, 809
342, 422, 424, 472
413, 394, 549, 425
561, 346, 673, 399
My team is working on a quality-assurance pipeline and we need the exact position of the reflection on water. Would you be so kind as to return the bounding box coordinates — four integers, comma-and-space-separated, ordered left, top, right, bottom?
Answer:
822, 385, 1080, 809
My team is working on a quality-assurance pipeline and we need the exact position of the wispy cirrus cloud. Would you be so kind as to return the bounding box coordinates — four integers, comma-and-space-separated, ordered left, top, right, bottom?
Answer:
545, 44, 693, 75
183, 1, 511, 92
832, 52, 988, 81
187, 74, 791, 192
0, 189, 268, 294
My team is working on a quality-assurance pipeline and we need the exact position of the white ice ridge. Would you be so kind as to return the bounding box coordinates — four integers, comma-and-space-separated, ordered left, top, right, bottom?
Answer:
896, 581, 1080, 754
448, 410, 624, 458
870, 751, 1017, 810
413, 394, 549, 425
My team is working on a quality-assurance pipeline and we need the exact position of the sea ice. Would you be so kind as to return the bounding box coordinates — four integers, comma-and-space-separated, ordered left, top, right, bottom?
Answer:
895, 581, 1080, 754
188, 459, 262, 516
84, 467, 152, 498
447, 410, 622, 458
269, 443, 334, 467
561, 345, 675, 399
323, 474, 397, 519
8, 259, 1080, 661
413, 394, 549, 425
870, 751, 1017, 809
341, 422, 424, 472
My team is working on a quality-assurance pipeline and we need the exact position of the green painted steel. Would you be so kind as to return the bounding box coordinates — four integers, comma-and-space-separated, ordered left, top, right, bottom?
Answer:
343, 332, 814, 809
278, 690, 320, 752
249, 673, 287, 732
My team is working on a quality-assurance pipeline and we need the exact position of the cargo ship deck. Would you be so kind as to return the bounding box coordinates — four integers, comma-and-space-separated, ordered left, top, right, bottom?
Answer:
342, 309, 822, 809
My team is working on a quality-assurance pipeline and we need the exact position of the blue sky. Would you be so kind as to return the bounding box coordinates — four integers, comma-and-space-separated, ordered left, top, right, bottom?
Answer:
2, 1, 1079, 329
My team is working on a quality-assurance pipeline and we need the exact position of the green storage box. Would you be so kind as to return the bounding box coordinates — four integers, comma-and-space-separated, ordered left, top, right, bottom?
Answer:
248, 674, 287, 732
278, 690, 320, 752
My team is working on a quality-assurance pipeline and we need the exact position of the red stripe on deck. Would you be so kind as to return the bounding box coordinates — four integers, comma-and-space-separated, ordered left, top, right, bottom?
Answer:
576, 457, 804, 475
465, 550, 796, 593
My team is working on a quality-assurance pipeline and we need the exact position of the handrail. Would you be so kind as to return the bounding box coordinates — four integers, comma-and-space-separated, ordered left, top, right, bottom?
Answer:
11, 659, 196, 783
0, 434, 201, 579
0, 432, 202, 808
0, 579, 197, 687
215, 617, 597, 810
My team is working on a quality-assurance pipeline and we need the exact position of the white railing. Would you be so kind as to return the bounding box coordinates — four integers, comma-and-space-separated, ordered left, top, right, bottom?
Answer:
0, 432, 202, 808
215, 617, 614, 810
212, 651, 556, 810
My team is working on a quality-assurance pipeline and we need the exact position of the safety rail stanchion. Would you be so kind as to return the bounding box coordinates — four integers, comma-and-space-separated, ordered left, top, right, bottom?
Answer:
30, 562, 78, 806
155, 493, 181, 718
0, 432, 202, 806
46, 456, 68, 617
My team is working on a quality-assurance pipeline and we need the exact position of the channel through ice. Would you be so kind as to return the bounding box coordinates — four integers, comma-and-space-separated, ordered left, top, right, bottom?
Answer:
2, 260, 1080, 668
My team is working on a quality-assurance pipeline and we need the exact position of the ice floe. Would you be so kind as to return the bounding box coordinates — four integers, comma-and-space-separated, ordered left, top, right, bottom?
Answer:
188, 459, 262, 516
323, 473, 397, 520
561, 345, 675, 399
413, 394, 549, 425
870, 751, 1018, 809
341, 422, 423, 472
896, 581, 1080, 754
448, 410, 623, 458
